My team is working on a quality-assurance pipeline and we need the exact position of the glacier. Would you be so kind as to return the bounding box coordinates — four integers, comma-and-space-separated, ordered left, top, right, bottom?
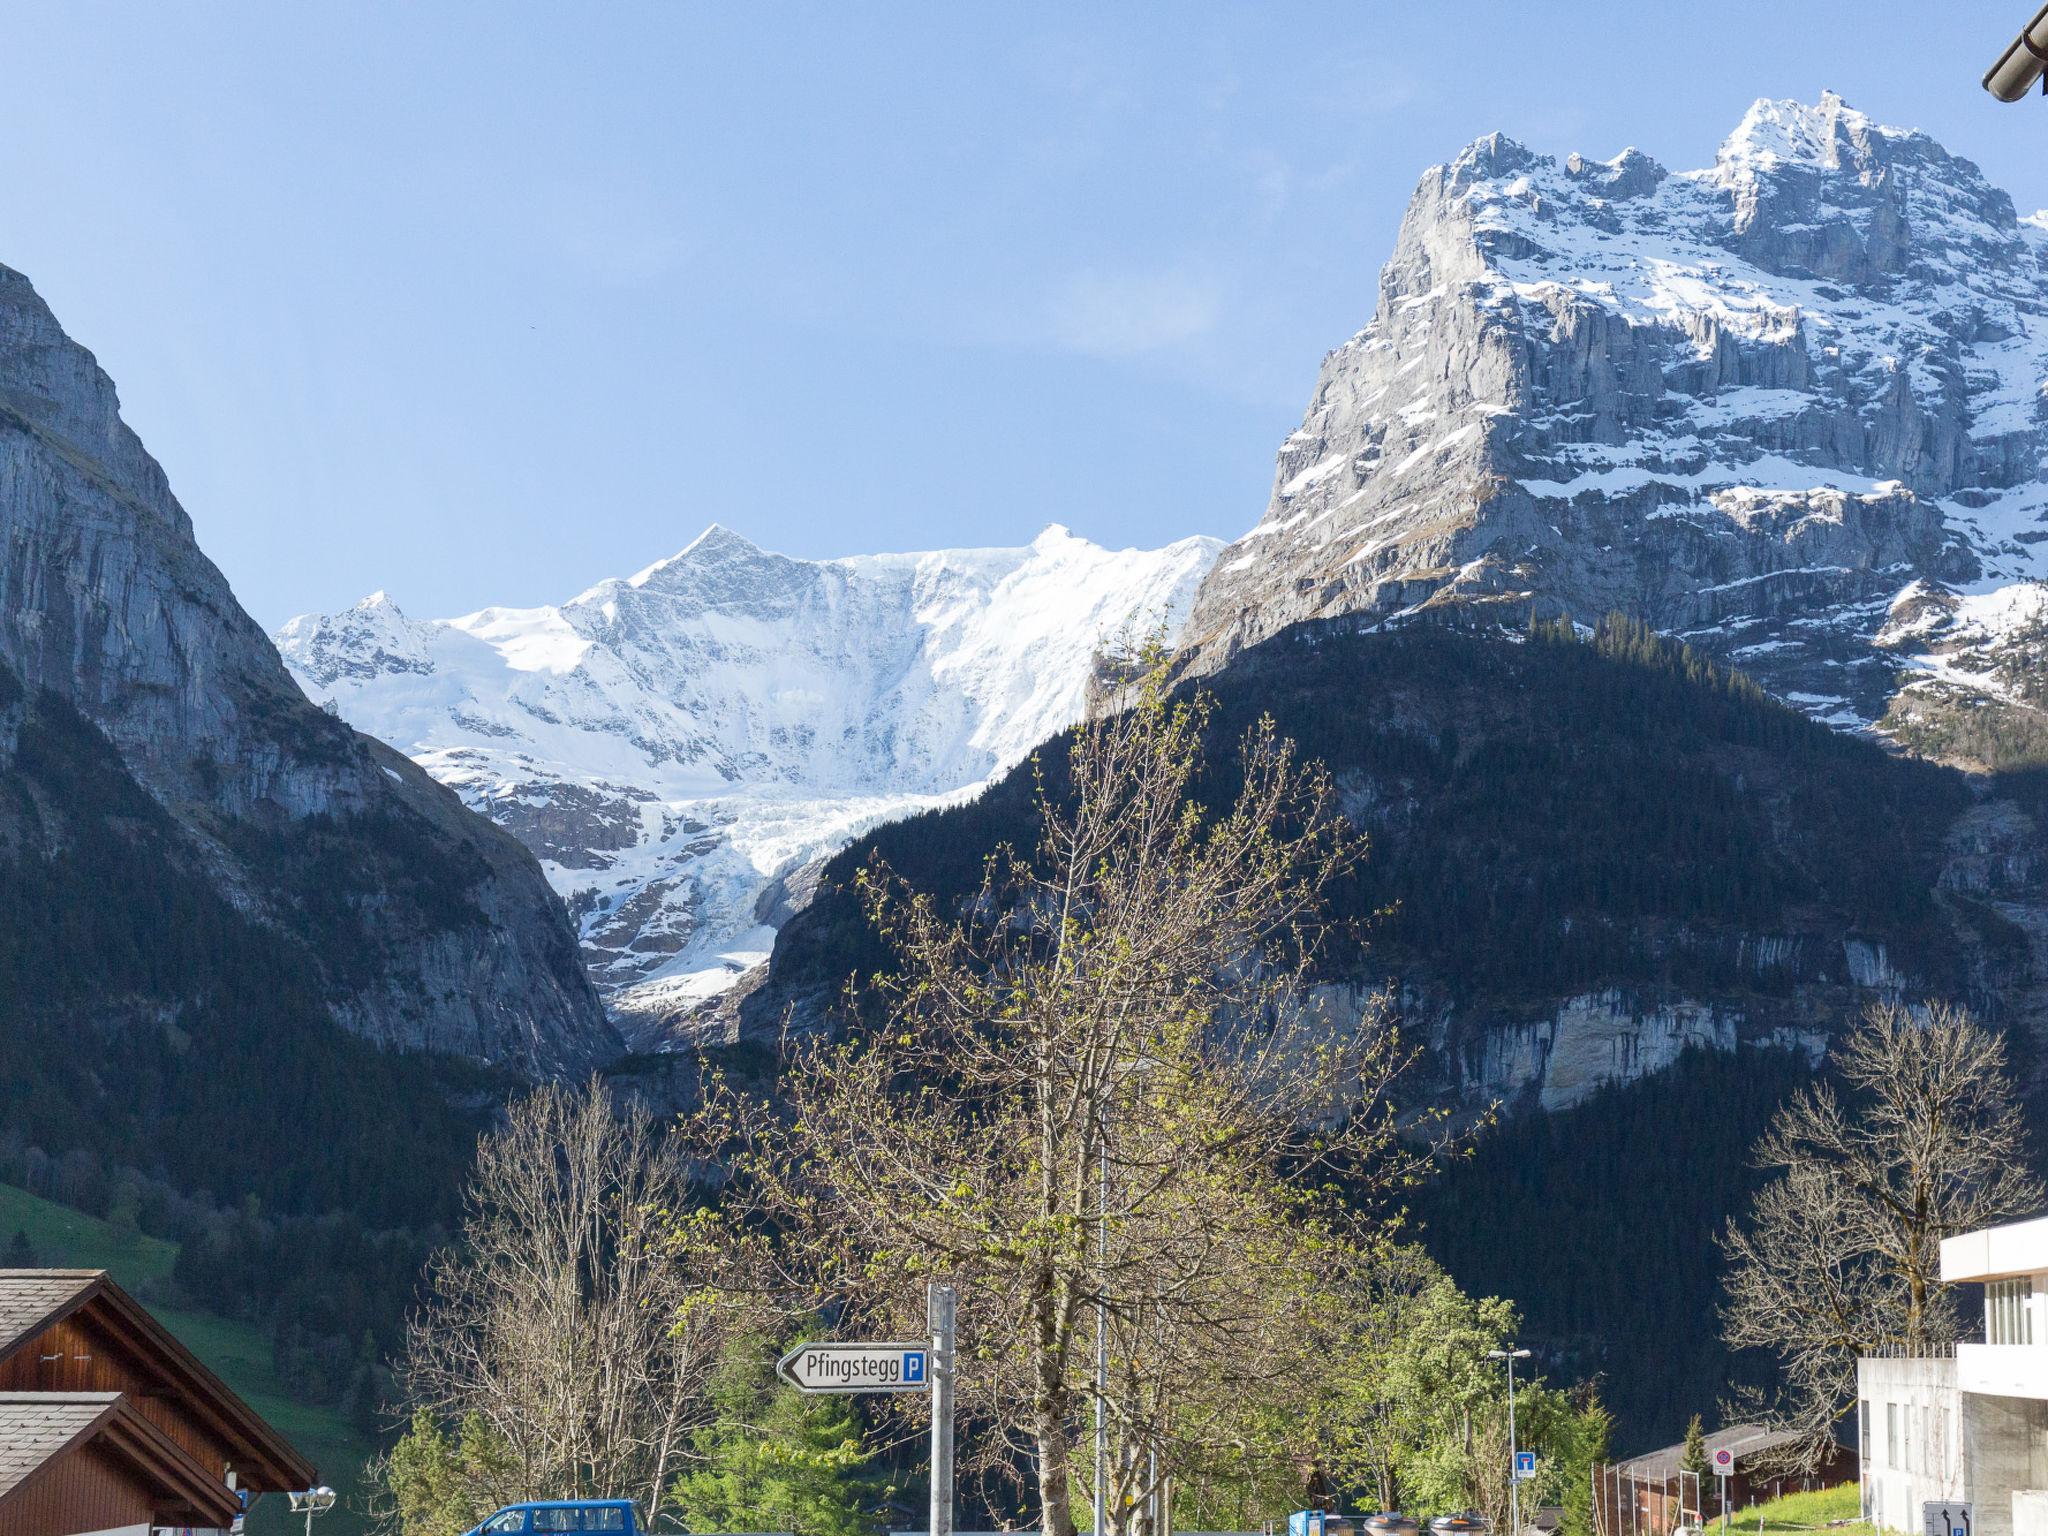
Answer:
277, 522, 1221, 1045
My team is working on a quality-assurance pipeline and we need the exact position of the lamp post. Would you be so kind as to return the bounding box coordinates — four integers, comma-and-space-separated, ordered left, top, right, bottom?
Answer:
1488, 1348, 1533, 1536
288, 1486, 337, 1536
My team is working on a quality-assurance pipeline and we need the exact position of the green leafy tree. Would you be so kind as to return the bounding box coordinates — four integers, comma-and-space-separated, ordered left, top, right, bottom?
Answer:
381, 1408, 522, 1536
670, 1334, 890, 1536
1291, 1252, 1605, 1533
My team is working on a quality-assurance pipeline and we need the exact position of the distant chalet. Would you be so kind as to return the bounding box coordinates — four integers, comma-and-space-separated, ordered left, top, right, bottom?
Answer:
0, 1270, 314, 1536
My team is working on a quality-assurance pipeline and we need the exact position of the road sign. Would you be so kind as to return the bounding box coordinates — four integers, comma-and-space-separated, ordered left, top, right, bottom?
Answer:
1514, 1450, 1538, 1481
777, 1341, 930, 1393
1712, 1448, 1734, 1472
1923, 1503, 1972, 1536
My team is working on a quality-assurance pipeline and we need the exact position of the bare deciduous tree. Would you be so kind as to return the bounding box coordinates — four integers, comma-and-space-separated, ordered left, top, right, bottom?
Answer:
392, 1080, 760, 1528
1721, 1000, 2043, 1464
704, 658, 1444, 1536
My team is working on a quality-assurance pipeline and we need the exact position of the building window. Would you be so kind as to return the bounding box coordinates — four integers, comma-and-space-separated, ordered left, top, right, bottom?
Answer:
1989, 1277, 2035, 1345
1888, 1403, 1900, 1470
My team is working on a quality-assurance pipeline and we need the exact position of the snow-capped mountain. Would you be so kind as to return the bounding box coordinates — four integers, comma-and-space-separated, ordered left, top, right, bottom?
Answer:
277, 523, 1221, 1044
1186, 92, 2048, 760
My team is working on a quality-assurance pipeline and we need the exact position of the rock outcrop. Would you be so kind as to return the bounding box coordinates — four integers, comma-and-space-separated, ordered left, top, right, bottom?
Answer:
0, 259, 617, 1076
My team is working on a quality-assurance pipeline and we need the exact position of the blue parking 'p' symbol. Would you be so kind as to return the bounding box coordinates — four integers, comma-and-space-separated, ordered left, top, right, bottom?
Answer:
904, 1351, 926, 1384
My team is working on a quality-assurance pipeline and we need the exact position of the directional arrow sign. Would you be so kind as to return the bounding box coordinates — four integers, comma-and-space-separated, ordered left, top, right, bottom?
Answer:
777, 1341, 930, 1393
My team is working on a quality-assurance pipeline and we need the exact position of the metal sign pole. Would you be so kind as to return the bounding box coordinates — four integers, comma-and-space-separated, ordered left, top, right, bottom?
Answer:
1507, 1352, 1522, 1536
930, 1282, 956, 1536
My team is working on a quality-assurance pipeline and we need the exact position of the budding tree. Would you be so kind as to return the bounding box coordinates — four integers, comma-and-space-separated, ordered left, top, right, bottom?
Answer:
387, 1081, 762, 1534
1721, 1000, 2043, 1465
712, 658, 1442, 1536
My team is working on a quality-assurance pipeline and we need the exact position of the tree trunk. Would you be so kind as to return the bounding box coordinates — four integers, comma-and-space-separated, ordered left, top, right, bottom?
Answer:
1037, 1405, 1079, 1536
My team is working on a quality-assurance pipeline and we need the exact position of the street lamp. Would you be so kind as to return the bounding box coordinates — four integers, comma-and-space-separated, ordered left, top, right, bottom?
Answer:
288, 1486, 337, 1536
1488, 1349, 1533, 1536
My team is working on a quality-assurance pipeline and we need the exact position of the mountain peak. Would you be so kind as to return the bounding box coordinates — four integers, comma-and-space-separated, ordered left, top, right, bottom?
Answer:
1446, 130, 1541, 188
622, 523, 774, 591
1716, 90, 1891, 174
1563, 145, 1667, 200
682, 521, 763, 556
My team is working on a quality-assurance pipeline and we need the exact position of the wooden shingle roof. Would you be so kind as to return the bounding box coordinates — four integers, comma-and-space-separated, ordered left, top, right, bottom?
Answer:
0, 1391, 244, 1527
0, 1391, 115, 1503
0, 1272, 98, 1355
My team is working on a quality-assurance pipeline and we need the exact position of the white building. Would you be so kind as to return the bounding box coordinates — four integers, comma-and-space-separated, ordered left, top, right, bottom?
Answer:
1859, 1214, 2048, 1536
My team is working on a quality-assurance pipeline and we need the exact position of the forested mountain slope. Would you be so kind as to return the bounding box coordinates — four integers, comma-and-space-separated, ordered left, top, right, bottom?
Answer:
749, 616, 2048, 1450
0, 254, 623, 1478
757, 618, 2024, 1114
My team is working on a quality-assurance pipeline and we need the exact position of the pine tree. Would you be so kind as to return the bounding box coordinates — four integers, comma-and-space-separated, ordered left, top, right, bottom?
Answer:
671, 1333, 890, 1536
1681, 1414, 1711, 1503
3, 1228, 35, 1267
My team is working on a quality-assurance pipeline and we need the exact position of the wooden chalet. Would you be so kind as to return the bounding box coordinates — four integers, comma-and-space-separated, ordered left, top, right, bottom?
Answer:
0, 1270, 315, 1536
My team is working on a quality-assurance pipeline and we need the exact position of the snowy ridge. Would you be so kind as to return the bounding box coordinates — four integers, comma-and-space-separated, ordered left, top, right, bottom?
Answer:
1186, 92, 2048, 749
278, 523, 1221, 1043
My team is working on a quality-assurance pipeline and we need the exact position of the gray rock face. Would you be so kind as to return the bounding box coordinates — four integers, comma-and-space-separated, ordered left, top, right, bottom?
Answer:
0, 260, 617, 1076
1185, 93, 2048, 739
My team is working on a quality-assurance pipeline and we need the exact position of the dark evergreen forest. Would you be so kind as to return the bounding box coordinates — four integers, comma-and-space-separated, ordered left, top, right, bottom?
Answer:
0, 660, 501, 1426
1413, 1044, 1815, 1453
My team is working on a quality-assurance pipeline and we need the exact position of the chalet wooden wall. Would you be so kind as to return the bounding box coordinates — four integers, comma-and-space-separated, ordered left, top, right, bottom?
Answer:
0, 1443, 154, 1536
0, 1316, 233, 1482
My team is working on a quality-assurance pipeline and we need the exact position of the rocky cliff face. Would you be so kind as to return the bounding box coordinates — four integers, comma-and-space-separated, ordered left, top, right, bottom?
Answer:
0, 259, 616, 1076
1186, 94, 2048, 752
753, 617, 2012, 1110
276, 524, 1220, 1046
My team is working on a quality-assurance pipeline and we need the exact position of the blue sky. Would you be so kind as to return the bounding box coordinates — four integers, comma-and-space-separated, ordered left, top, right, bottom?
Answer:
2, 1, 2042, 625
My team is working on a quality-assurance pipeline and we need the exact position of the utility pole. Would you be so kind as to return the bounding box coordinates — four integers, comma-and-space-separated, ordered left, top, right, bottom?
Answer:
930, 1282, 956, 1536
1489, 1347, 1532, 1536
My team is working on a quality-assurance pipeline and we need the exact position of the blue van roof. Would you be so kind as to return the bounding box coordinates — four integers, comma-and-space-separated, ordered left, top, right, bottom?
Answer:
504, 1503, 635, 1510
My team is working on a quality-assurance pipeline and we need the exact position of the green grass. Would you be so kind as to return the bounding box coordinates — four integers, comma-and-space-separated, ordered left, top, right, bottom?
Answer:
1725, 1483, 1872, 1536
0, 1181, 180, 1289
0, 1183, 375, 1536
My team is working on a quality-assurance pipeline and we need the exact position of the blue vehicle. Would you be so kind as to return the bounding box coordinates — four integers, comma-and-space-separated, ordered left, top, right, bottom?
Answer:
462, 1501, 639, 1536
